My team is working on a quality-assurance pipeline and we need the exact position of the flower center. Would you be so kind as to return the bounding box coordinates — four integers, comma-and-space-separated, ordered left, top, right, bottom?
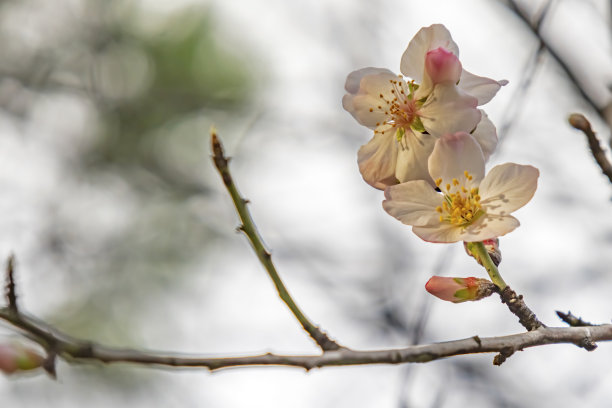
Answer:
371, 76, 425, 136
435, 171, 483, 226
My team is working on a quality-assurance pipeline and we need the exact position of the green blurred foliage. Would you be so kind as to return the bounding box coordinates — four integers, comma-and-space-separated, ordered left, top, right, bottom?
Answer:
0, 0, 257, 364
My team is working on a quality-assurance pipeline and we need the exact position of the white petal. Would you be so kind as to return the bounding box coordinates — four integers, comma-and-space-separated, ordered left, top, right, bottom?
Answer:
343, 69, 401, 129
460, 214, 520, 241
413, 214, 520, 243
459, 69, 508, 105
471, 110, 498, 162
419, 84, 480, 136
357, 127, 399, 189
400, 24, 459, 82
412, 224, 464, 243
395, 131, 437, 185
383, 180, 443, 226
428, 132, 485, 186
479, 163, 539, 215
344, 67, 395, 93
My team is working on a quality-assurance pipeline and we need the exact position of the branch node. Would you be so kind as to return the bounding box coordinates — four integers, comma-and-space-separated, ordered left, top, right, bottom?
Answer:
500, 286, 544, 331
493, 346, 515, 366
472, 335, 482, 347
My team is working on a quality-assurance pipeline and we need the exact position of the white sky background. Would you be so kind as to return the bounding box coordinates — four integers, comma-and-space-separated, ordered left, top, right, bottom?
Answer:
1, 0, 612, 407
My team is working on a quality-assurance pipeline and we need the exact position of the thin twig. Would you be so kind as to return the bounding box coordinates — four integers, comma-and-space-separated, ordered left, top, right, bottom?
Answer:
507, 0, 612, 130
556, 310, 595, 327
210, 130, 343, 351
5, 254, 17, 313
0, 306, 609, 370
568, 113, 612, 185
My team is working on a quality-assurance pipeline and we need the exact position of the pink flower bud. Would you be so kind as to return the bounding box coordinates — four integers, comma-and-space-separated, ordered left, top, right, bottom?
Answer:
424, 47, 462, 85
464, 238, 502, 266
0, 342, 45, 375
425, 276, 497, 303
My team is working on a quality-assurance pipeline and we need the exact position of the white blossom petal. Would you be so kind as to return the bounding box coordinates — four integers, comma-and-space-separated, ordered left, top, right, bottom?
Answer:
413, 214, 519, 243
342, 69, 400, 129
419, 84, 480, 136
471, 110, 498, 162
428, 132, 485, 186
395, 131, 437, 185
459, 214, 520, 241
459, 69, 508, 105
357, 127, 399, 189
412, 223, 465, 243
383, 180, 442, 226
400, 24, 459, 82
479, 163, 539, 215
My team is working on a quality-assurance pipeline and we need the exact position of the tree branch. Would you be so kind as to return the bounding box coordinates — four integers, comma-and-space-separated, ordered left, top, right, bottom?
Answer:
210, 130, 343, 351
0, 306, 610, 371
568, 113, 612, 185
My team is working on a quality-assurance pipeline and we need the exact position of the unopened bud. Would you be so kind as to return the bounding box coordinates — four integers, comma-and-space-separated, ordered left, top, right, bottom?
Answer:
425, 47, 462, 84
464, 238, 502, 266
0, 342, 45, 375
425, 276, 497, 303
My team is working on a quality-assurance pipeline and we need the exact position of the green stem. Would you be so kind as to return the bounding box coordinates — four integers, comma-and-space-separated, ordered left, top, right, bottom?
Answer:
466, 241, 507, 290
211, 131, 342, 351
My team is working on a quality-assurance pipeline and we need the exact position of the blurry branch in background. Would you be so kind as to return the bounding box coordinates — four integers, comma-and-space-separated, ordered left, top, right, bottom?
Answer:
210, 131, 343, 352
1, 132, 611, 375
569, 113, 612, 184
508, 0, 612, 131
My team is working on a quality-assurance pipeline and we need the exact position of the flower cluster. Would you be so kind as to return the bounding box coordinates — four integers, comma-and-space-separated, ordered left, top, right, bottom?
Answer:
343, 24, 540, 302
343, 24, 505, 189
343, 24, 538, 245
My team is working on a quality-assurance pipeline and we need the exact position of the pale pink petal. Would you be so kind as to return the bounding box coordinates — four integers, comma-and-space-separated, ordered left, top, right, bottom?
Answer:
428, 132, 485, 186
395, 131, 437, 185
471, 110, 498, 161
459, 69, 508, 105
343, 68, 399, 129
344, 67, 394, 93
459, 214, 520, 241
383, 180, 443, 226
357, 127, 399, 189
412, 223, 465, 243
419, 84, 480, 136
414, 214, 519, 243
400, 24, 459, 82
479, 163, 539, 215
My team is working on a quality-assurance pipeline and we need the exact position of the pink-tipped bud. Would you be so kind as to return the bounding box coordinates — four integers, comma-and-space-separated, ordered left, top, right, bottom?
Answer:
0, 342, 45, 375
424, 47, 462, 85
425, 276, 497, 303
464, 238, 502, 266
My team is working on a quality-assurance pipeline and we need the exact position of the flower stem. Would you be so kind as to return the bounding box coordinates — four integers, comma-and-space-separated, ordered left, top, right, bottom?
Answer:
466, 241, 507, 290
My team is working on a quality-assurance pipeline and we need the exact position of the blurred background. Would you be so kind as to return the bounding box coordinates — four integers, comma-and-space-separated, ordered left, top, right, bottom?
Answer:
0, 0, 611, 406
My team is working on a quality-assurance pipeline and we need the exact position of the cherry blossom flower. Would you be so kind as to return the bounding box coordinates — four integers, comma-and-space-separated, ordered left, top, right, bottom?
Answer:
343, 24, 505, 189
425, 276, 497, 303
382, 132, 539, 243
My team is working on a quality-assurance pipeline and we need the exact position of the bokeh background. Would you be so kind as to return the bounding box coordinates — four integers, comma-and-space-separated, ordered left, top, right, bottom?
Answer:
1, 0, 611, 407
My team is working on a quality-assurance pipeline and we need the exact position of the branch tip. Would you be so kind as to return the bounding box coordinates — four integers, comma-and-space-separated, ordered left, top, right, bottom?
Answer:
5, 253, 18, 312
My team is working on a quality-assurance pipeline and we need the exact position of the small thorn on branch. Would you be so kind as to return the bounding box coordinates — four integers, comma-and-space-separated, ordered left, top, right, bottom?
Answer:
5, 254, 18, 313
